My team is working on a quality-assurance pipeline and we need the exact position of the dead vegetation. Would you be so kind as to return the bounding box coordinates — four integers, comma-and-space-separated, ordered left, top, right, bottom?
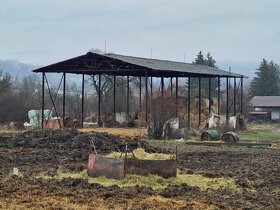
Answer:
0, 129, 280, 209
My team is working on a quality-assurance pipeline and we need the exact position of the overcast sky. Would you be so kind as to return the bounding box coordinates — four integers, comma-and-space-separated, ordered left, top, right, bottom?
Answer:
1, 0, 280, 77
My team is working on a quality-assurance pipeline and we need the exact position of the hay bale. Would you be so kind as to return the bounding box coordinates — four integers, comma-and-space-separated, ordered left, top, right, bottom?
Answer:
201, 130, 220, 141
221, 132, 239, 143
63, 117, 74, 128
73, 119, 82, 128
104, 114, 114, 122
133, 119, 146, 128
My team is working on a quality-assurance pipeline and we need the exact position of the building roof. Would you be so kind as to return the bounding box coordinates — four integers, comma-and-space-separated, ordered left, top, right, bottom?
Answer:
33, 52, 245, 78
251, 96, 280, 107
250, 111, 271, 115
105, 54, 242, 77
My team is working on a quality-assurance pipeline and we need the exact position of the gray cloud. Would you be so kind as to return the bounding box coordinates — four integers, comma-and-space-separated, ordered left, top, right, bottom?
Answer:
0, 0, 280, 76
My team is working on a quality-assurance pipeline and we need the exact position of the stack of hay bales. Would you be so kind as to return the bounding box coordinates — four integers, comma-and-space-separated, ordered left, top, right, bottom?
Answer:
177, 97, 219, 128
134, 110, 146, 128
102, 114, 121, 128
134, 96, 219, 129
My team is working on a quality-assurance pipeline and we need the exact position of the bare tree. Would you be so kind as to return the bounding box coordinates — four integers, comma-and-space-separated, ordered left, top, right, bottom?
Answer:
148, 92, 177, 139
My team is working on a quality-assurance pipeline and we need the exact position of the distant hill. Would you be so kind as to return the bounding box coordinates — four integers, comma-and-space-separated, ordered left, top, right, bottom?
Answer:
0, 59, 39, 79
0, 59, 83, 87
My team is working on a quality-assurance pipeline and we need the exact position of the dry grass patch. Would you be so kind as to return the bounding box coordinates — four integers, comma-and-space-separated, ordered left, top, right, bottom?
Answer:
78, 127, 142, 138
106, 148, 176, 160
36, 168, 240, 192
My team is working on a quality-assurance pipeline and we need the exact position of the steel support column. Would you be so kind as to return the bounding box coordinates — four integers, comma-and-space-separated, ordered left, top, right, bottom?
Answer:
199, 77, 201, 127
127, 76, 129, 114
81, 74, 85, 128
150, 77, 153, 99
209, 77, 211, 115
218, 77, 221, 115
145, 73, 148, 124
187, 76, 191, 129
170, 77, 173, 96
234, 77, 236, 115
175, 76, 178, 117
41, 72, 45, 129
241, 77, 243, 115
63, 72, 66, 121
161, 76, 164, 96
113, 75, 116, 116
226, 77, 229, 121
98, 74, 101, 126
139, 76, 141, 109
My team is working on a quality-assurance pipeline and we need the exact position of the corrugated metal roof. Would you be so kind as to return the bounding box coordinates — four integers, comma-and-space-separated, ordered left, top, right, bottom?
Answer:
33, 52, 245, 78
105, 53, 243, 77
251, 96, 280, 107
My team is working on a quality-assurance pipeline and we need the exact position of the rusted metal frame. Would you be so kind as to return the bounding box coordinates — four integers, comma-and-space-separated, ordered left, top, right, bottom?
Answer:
41, 72, 45, 129
175, 76, 178, 117
145, 72, 148, 124
170, 77, 173, 96
63, 73, 66, 122
127, 76, 129, 115
81, 74, 85, 128
234, 77, 236, 115
188, 76, 191, 129
218, 77, 221, 115
226, 77, 229, 121
198, 77, 201, 127
113, 75, 116, 117
139, 76, 142, 109
45, 74, 64, 126
150, 77, 153, 99
45, 74, 62, 129
209, 77, 211, 115
241, 77, 243, 115
98, 74, 101, 126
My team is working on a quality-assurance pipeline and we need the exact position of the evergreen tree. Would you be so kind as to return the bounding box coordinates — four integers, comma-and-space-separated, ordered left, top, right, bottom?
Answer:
186, 51, 218, 98
249, 59, 280, 97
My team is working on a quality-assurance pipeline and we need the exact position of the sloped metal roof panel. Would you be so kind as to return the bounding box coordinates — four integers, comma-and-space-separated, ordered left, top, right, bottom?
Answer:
105, 53, 243, 77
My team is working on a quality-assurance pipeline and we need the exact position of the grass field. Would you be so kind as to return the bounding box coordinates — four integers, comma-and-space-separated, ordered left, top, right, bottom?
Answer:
239, 123, 280, 142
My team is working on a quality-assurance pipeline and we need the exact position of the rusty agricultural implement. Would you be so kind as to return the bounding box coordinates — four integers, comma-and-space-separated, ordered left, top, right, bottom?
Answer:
87, 141, 177, 179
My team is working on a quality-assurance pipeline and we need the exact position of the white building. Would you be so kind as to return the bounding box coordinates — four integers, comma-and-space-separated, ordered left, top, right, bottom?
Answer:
251, 96, 280, 121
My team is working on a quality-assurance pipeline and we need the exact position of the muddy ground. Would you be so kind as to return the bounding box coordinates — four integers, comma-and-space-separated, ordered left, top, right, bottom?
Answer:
0, 129, 280, 209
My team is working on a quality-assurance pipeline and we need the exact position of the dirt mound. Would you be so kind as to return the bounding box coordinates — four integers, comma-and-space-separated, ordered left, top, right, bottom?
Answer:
1, 129, 159, 154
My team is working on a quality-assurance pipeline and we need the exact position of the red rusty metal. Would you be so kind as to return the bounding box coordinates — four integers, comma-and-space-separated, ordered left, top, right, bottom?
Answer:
87, 154, 124, 179
44, 119, 64, 129
87, 143, 178, 180
126, 159, 177, 178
